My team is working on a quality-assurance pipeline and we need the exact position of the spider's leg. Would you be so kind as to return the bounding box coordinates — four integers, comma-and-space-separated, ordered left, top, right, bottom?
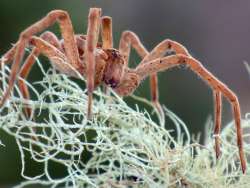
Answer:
213, 90, 222, 159
119, 31, 148, 64
140, 39, 191, 65
85, 8, 102, 119
18, 31, 61, 118
135, 54, 246, 173
101, 16, 113, 49
40, 31, 62, 50
0, 10, 81, 109
0, 44, 18, 65
18, 48, 40, 118
141, 39, 192, 118
118, 31, 165, 117
101, 16, 113, 94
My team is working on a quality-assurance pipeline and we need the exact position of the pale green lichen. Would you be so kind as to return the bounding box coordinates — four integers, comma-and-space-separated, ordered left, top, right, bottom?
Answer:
0, 58, 249, 188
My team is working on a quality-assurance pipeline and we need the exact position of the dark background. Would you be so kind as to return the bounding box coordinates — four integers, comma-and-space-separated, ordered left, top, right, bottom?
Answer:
0, 0, 249, 185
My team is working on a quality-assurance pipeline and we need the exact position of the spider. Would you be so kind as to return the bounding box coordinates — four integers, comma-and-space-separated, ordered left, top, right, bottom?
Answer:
0, 8, 246, 173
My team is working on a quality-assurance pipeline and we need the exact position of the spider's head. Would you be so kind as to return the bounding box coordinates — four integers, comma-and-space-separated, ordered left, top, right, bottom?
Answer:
103, 49, 125, 88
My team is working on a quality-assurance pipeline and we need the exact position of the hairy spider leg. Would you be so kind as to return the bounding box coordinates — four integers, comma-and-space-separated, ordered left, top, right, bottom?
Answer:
214, 90, 222, 158
118, 31, 165, 116
134, 53, 246, 173
18, 32, 62, 118
101, 16, 113, 94
85, 8, 102, 119
140, 39, 191, 118
101, 16, 113, 49
0, 10, 81, 110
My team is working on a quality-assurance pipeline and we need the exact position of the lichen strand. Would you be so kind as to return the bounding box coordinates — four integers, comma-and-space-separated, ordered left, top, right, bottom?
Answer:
0, 59, 249, 188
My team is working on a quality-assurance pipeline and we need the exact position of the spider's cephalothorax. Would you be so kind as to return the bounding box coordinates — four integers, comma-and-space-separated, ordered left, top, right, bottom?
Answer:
103, 49, 125, 88
0, 8, 246, 173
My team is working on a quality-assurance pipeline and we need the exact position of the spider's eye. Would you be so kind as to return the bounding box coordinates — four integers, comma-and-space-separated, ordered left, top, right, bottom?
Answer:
165, 49, 176, 56
105, 77, 118, 88
111, 50, 118, 58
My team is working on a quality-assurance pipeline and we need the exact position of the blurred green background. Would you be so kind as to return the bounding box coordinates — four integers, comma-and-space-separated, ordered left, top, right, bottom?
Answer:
0, 0, 249, 186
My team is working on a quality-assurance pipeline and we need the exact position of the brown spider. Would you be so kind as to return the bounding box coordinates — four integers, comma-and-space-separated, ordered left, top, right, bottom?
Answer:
0, 8, 246, 173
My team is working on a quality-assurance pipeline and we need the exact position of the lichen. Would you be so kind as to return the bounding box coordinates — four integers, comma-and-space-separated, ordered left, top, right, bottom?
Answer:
0, 58, 249, 188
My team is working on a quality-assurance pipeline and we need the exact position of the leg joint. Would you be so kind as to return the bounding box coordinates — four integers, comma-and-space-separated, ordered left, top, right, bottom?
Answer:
47, 10, 69, 20
230, 93, 238, 103
88, 8, 101, 20
178, 55, 187, 64
162, 39, 172, 49
121, 30, 136, 42
20, 31, 30, 40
